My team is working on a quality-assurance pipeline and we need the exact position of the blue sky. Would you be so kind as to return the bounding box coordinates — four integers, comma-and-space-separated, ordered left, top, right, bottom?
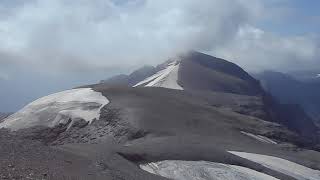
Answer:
259, 0, 320, 36
0, 0, 319, 112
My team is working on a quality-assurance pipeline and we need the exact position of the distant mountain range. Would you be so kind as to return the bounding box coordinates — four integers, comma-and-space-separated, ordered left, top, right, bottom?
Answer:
287, 70, 320, 83
0, 51, 319, 180
254, 71, 320, 127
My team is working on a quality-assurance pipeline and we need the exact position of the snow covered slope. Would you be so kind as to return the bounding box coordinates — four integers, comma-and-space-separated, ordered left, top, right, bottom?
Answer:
229, 151, 320, 180
134, 61, 183, 90
140, 160, 279, 180
241, 131, 277, 144
0, 88, 109, 131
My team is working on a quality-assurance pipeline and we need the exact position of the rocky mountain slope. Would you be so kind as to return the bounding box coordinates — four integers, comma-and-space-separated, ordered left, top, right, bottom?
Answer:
105, 51, 319, 141
0, 51, 320, 180
177, 51, 262, 95
100, 66, 157, 86
103, 51, 263, 95
0, 112, 11, 123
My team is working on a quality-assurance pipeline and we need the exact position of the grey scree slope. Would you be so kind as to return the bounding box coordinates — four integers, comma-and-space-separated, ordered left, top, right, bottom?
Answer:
0, 51, 319, 179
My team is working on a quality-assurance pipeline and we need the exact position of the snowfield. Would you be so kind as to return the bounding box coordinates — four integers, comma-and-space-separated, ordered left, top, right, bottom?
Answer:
140, 160, 279, 180
241, 131, 277, 144
0, 88, 109, 131
134, 61, 183, 90
229, 151, 320, 180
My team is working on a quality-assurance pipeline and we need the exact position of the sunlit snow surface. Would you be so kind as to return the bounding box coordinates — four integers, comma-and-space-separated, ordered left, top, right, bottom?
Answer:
0, 88, 109, 131
134, 61, 183, 90
229, 151, 320, 180
140, 160, 279, 180
241, 131, 277, 144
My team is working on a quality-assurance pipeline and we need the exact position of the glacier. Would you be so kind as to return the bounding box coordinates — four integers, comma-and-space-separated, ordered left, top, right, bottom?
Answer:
134, 61, 183, 90
140, 160, 279, 180
229, 151, 320, 180
0, 88, 109, 131
241, 131, 278, 144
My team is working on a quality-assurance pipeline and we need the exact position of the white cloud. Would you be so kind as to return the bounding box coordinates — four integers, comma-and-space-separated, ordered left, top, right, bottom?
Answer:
214, 25, 320, 72
0, 0, 258, 72
0, 0, 319, 74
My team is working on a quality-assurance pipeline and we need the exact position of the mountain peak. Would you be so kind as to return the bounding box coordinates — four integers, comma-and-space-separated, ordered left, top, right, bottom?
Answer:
177, 51, 263, 95
104, 52, 263, 96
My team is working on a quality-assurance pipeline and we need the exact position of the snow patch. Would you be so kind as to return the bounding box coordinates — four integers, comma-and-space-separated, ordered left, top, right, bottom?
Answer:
140, 160, 279, 180
229, 151, 320, 180
241, 131, 277, 144
134, 61, 183, 90
0, 88, 109, 131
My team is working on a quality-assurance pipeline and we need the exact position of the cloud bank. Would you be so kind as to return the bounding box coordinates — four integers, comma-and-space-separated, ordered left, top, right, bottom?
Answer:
0, 0, 319, 74
214, 26, 320, 72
